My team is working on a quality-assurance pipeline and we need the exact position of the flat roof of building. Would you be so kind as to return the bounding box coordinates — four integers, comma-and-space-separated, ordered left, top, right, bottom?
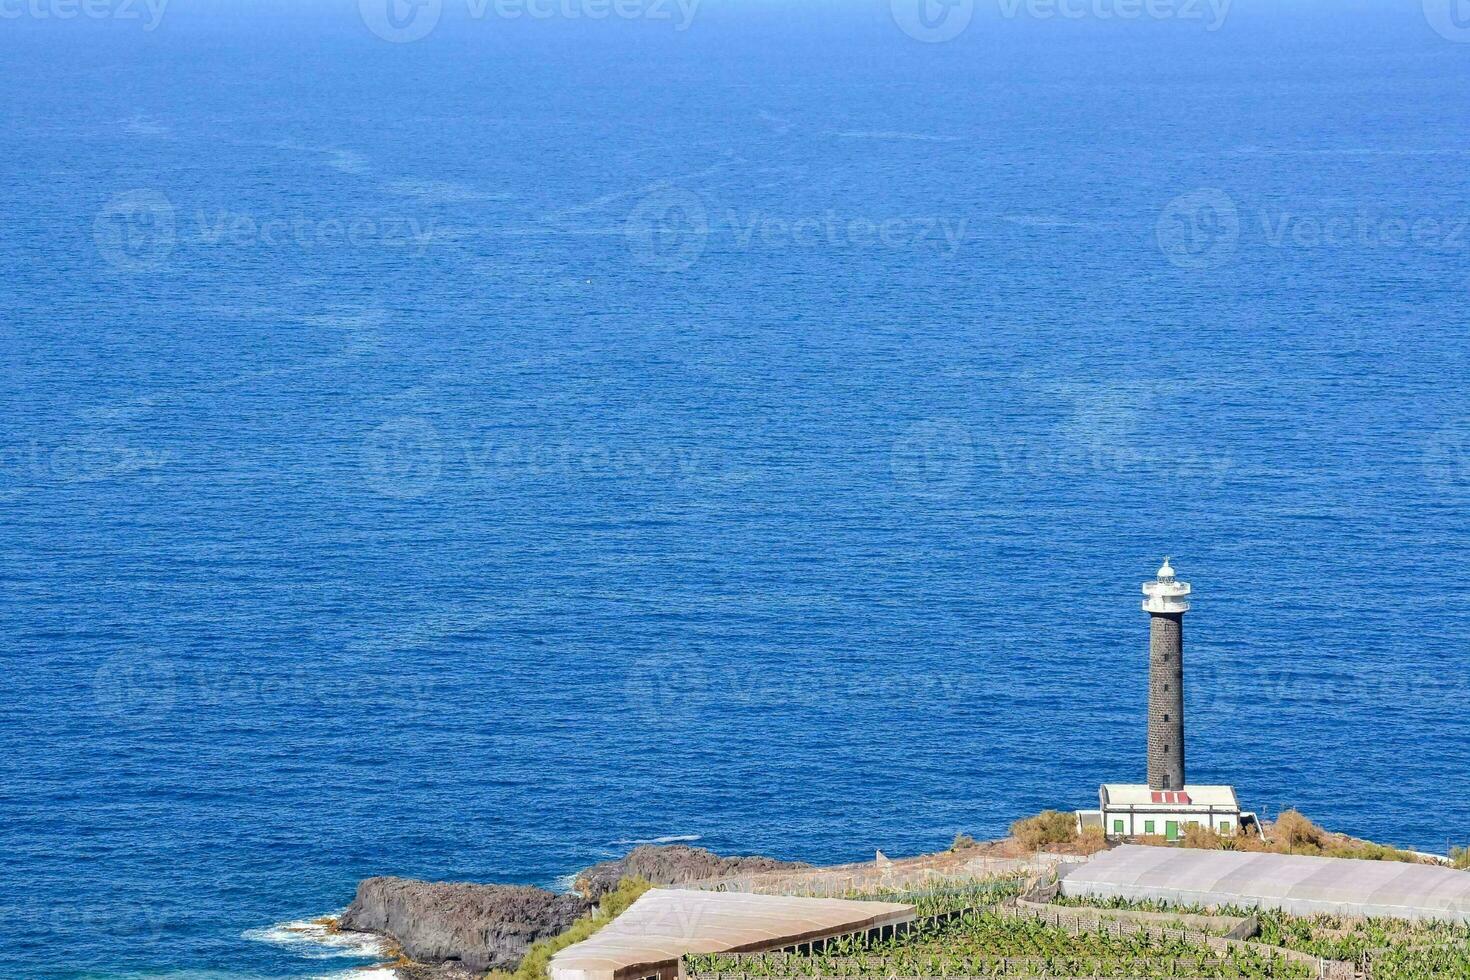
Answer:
1102, 784, 1239, 808
549, 888, 915, 980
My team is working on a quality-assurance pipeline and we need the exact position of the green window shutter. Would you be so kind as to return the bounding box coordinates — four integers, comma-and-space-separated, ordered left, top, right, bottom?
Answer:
1220, 822, 1232, 836
1144, 820, 1155, 834
1166, 821, 1179, 840
1112, 819, 1124, 834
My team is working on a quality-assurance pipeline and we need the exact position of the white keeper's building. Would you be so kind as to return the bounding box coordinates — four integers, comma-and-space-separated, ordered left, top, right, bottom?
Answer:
1078, 784, 1257, 841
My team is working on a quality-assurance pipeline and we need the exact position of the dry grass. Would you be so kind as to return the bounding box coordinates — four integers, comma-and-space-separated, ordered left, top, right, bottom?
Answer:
1076, 826, 1108, 855
1272, 810, 1326, 850
1182, 824, 1225, 850
1011, 810, 1083, 851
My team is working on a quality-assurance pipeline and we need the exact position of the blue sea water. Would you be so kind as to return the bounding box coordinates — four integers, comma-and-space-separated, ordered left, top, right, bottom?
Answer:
3, 0, 1470, 976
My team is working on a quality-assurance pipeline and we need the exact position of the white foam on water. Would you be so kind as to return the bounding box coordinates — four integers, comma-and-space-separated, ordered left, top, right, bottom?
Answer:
242, 914, 389, 961
310, 970, 400, 980
609, 834, 701, 846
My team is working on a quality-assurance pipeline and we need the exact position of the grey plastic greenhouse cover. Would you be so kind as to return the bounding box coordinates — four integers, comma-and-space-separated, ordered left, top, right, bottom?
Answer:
1058, 845, 1470, 923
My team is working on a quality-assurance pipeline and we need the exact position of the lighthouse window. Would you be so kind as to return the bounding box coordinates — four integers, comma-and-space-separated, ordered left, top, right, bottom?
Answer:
1163, 714, 1170, 722
1163, 745, 1169, 754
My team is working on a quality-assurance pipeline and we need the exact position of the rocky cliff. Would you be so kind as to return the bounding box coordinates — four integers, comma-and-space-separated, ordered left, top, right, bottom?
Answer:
338, 844, 804, 978
340, 877, 589, 975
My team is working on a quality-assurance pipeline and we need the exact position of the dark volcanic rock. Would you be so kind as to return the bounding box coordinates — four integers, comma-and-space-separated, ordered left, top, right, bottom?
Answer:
574, 844, 809, 900
340, 876, 590, 973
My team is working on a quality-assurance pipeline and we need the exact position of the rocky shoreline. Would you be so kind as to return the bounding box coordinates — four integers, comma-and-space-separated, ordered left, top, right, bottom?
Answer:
336, 845, 808, 979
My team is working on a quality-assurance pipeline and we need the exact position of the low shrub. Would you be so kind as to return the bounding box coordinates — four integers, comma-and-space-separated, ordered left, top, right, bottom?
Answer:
1011, 810, 1079, 851
1272, 809, 1326, 850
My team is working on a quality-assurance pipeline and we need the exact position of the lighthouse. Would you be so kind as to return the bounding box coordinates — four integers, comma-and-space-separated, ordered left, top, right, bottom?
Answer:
1075, 560, 1260, 841
1142, 558, 1190, 791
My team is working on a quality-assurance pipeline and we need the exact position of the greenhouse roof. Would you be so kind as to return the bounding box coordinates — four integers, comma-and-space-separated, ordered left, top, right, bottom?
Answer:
549, 888, 914, 980
1059, 844, 1470, 922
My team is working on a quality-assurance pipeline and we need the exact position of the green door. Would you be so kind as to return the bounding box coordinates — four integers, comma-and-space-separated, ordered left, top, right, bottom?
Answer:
1165, 821, 1179, 841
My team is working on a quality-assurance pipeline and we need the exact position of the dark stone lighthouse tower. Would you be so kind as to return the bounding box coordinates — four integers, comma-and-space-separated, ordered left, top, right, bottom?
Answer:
1142, 559, 1191, 791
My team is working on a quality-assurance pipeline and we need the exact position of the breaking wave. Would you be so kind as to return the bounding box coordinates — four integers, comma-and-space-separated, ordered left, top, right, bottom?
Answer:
609, 834, 702, 845
241, 914, 388, 962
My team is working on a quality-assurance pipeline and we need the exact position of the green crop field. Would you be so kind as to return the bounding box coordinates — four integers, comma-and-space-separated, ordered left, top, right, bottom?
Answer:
686, 905, 1315, 979
685, 884, 1470, 979
1051, 895, 1470, 978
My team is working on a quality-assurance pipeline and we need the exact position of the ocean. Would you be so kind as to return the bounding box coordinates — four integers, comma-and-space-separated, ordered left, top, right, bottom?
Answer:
3, 0, 1469, 975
